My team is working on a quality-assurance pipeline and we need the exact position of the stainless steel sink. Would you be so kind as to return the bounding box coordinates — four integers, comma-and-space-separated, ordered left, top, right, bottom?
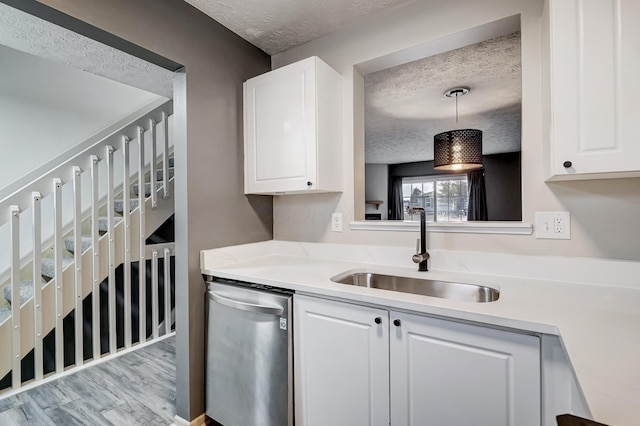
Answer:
331, 272, 500, 303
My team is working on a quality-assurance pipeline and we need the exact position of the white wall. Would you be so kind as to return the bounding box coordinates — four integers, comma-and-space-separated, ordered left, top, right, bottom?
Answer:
272, 0, 640, 261
365, 163, 388, 220
0, 44, 162, 193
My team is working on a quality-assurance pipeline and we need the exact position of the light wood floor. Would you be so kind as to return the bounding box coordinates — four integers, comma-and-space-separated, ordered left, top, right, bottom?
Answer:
0, 335, 176, 425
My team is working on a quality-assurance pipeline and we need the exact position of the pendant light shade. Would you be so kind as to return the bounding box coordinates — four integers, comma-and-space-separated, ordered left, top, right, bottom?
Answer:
434, 129, 483, 171
434, 87, 483, 171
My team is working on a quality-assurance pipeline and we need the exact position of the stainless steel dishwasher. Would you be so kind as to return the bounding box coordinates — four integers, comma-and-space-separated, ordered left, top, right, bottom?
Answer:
204, 276, 293, 426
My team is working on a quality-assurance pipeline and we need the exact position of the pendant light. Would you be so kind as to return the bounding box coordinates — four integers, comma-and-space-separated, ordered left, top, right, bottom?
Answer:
433, 87, 483, 171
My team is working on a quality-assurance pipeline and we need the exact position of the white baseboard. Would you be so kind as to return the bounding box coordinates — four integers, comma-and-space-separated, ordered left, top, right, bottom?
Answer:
172, 414, 206, 426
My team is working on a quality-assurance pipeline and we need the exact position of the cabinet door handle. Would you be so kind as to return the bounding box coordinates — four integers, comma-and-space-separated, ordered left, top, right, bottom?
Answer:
563, 161, 572, 168
307, 181, 312, 186
393, 319, 401, 327
374, 317, 382, 324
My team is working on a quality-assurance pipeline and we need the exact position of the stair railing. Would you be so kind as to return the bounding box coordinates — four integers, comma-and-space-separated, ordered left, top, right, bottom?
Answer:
0, 99, 176, 392
0, 98, 174, 281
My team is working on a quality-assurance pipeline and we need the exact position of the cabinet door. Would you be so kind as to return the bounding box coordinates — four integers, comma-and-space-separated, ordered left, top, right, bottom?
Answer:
244, 58, 318, 194
549, 0, 640, 178
294, 295, 389, 426
390, 312, 540, 426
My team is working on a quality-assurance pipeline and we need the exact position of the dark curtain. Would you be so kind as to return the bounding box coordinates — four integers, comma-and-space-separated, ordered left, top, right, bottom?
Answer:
467, 169, 488, 221
388, 177, 404, 220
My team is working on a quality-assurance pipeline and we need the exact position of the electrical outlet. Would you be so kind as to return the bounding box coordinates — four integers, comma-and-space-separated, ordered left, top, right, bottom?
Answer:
331, 212, 343, 232
554, 216, 563, 233
535, 211, 570, 239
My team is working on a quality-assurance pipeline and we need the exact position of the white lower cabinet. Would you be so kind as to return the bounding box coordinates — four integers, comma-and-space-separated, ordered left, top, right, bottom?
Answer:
294, 295, 541, 426
293, 294, 390, 426
390, 311, 540, 426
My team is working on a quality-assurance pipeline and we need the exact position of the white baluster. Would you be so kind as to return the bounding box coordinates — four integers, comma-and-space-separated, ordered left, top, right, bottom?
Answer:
72, 166, 83, 367
151, 250, 159, 339
106, 146, 116, 354
137, 125, 147, 344
123, 136, 132, 349
32, 192, 43, 381
90, 155, 100, 361
150, 119, 158, 208
162, 111, 170, 199
53, 178, 64, 373
10, 205, 21, 389
164, 247, 171, 335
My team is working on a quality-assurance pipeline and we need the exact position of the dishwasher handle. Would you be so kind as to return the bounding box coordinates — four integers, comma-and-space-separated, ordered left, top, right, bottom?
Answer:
208, 290, 284, 316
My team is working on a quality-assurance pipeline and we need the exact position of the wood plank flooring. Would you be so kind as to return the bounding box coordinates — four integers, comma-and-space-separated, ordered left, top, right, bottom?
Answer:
0, 335, 176, 425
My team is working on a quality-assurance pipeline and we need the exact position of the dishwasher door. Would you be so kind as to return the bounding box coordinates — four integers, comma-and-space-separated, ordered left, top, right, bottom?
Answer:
206, 280, 293, 426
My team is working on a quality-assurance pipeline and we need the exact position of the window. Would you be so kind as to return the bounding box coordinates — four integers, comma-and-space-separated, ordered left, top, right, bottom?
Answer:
402, 175, 468, 222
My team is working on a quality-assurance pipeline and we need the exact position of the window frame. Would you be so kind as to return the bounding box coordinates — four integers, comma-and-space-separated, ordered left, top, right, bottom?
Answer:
402, 174, 469, 223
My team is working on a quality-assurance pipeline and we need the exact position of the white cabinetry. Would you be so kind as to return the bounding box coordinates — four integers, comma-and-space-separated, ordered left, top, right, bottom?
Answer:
294, 295, 540, 426
390, 312, 540, 426
293, 295, 389, 426
243, 56, 342, 194
545, 0, 640, 180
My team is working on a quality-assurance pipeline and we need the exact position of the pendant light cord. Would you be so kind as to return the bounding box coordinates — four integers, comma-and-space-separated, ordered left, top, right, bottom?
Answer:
444, 87, 468, 126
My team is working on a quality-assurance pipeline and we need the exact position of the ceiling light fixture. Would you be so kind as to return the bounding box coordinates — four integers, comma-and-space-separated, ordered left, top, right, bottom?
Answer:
433, 87, 483, 171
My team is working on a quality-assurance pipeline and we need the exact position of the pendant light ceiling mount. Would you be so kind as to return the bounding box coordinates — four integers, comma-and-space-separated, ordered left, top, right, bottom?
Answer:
434, 86, 483, 171
444, 87, 469, 98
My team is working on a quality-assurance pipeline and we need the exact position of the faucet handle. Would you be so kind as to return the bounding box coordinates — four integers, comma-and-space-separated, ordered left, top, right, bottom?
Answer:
413, 237, 429, 263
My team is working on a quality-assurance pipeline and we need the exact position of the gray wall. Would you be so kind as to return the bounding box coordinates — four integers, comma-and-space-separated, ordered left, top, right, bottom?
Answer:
31, 0, 272, 421
482, 152, 522, 221
364, 163, 388, 220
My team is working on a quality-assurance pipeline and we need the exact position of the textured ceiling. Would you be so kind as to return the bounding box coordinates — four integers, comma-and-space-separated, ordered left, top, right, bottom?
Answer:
365, 32, 522, 165
184, 0, 411, 55
0, 3, 173, 98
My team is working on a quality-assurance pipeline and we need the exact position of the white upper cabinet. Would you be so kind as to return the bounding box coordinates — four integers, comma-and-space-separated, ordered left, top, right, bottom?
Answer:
244, 56, 342, 194
545, 0, 640, 180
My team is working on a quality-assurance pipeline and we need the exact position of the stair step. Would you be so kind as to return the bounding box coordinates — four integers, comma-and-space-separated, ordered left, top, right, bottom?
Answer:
98, 216, 124, 232
156, 167, 174, 181
133, 181, 165, 197
167, 157, 174, 168
41, 255, 74, 279
114, 199, 140, 214
64, 236, 92, 254
0, 306, 10, 324
3, 279, 47, 305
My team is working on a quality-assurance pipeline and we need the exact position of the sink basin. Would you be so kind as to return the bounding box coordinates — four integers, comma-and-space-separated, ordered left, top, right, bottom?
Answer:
331, 272, 499, 303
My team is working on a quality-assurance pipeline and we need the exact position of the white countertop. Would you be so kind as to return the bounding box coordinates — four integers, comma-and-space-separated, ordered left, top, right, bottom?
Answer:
201, 240, 640, 426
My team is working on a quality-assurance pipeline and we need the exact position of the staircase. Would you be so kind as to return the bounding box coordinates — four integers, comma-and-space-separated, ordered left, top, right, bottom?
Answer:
0, 100, 176, 393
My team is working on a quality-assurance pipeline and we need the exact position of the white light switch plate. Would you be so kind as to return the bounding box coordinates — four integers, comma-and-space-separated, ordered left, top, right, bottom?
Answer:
331, 213, 343, 232
535, 211, 571, 239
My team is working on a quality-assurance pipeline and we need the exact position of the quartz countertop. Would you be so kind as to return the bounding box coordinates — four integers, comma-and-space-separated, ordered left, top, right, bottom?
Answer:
201, 240, 640, 426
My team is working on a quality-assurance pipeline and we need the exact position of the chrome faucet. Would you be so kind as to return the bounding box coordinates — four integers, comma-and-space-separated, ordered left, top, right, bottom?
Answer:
408, 206, 429, 271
